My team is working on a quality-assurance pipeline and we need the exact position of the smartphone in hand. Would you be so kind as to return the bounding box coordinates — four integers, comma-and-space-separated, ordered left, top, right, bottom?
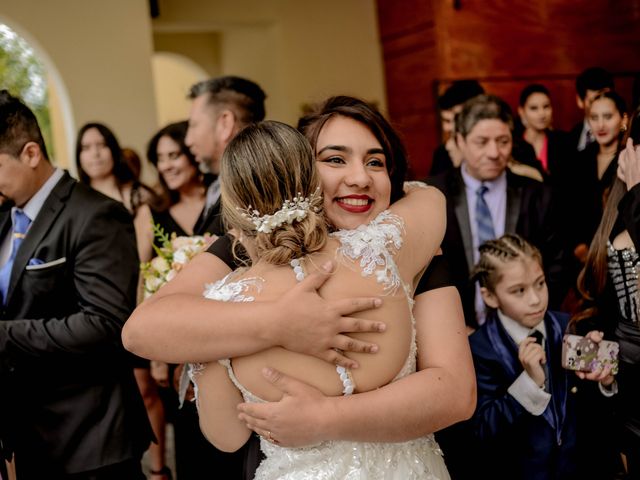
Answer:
561, 334, 619, 375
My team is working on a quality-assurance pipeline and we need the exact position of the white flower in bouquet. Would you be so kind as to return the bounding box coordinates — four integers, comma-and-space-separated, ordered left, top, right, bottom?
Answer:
140, 223, 211, 298
150, 255, 171, 274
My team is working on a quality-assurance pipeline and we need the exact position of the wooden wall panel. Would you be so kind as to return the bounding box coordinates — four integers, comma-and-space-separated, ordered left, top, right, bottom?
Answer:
376, 0, 439, 178
377, 0, 640, 178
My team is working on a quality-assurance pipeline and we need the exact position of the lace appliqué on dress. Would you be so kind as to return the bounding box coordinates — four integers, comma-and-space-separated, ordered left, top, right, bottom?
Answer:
333, 210, 417, 383
203, 273, 264, 302
332, 210, 405, 294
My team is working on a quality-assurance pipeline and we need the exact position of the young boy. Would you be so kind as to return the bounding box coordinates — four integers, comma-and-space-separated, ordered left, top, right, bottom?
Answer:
468, 234, 617, 479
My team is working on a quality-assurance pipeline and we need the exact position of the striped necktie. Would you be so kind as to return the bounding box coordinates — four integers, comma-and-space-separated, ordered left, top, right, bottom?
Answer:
476, 185, 495, 246
0, 209, 31, 305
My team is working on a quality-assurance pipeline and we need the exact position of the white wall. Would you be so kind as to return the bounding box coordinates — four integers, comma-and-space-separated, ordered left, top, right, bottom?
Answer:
153, 0, 387, 125
1, 0, 387, 177
0, 0, 158, 179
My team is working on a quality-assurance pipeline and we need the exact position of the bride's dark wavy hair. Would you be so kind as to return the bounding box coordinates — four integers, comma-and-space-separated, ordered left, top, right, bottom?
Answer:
297, 96, 408, 204
221, 120, 327, 265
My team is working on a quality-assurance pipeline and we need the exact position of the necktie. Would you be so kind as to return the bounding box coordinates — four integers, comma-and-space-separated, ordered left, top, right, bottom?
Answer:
0, 209, 31, 305
475, 185, 495, 246
529, 329, 550, 392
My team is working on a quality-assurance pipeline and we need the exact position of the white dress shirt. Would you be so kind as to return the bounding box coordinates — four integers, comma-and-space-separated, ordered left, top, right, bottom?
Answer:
498, 309, 552, 416
0, 168, 64, 267
577, 118, 592, 152
461, 166, 507, 324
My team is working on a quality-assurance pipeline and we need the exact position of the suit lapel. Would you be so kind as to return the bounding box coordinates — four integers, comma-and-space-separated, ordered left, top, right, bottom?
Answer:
0, 211, 10, 244
485, 312, 520, 378
505, 172, 522, 234
452, 170, 474, 271
6, 173, 74, 305
487, 311, 557, 431
194, 197, 221, 236
546, 312, 568, 440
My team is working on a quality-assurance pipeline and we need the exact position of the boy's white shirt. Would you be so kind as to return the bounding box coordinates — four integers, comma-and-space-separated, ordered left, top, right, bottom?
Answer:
498, 309, 551, 416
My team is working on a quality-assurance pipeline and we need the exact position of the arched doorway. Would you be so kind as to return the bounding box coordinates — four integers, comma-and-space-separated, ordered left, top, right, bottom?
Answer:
151, 51, 209, 127
0, 17, 75, 173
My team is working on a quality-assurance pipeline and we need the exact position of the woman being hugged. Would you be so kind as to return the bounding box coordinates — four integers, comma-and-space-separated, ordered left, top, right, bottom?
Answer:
191, 120, 450, 478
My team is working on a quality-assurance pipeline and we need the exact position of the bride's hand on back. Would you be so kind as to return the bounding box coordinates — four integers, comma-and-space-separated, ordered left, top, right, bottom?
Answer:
272, 261, 385, 369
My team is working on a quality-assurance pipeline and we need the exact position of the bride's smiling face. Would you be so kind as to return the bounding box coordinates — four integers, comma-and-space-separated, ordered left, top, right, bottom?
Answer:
315, 115, 392, 230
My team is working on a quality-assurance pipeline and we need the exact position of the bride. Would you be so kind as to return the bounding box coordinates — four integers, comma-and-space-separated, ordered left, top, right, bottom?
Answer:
189, 119, 450, 479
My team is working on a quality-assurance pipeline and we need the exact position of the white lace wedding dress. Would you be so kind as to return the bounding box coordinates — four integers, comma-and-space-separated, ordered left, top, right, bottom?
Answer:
195, 211, 450, 480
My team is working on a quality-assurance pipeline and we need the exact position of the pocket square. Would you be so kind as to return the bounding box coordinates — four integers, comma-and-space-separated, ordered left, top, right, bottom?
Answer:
25, 257, 66, 271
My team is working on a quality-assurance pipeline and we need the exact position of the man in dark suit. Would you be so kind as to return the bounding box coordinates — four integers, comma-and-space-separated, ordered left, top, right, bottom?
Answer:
0, 91, 152, 478
429, 94, 567, 330
568, 67, 614, 153
185, 76, 267, 236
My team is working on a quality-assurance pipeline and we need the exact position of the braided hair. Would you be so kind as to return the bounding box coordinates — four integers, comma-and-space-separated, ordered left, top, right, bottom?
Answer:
470, 234, 543, 293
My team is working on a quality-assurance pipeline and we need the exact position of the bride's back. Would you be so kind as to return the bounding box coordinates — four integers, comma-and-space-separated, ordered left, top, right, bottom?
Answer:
230, 227, 415, 401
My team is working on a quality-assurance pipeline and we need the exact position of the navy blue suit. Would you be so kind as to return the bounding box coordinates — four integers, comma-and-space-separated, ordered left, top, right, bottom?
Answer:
470, 310, 577, 479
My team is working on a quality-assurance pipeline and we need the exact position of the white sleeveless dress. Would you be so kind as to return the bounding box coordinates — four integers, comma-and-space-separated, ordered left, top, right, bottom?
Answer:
194, 211, 450, 480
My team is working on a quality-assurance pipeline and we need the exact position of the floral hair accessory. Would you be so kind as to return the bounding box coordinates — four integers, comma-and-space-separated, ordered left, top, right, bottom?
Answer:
239, 187, 322, 234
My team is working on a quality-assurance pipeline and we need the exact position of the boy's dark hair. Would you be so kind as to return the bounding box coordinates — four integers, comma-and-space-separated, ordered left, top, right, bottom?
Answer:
576, 67, 614, 100
0, 89, 49, 159
188, 76, 266, 126
437, 80, 485, 111
471, 234, 543, 293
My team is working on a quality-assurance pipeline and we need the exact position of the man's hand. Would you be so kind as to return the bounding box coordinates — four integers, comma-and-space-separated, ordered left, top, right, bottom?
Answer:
272, 261, 385, 369
518, 337, 546, 387
237, 367, 332, 447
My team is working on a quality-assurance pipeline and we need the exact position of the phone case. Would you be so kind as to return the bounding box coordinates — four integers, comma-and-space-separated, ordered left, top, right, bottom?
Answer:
561, 334, 619, 375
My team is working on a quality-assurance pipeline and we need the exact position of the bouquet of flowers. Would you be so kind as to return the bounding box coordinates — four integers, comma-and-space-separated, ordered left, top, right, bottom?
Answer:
140, 224, 210, 298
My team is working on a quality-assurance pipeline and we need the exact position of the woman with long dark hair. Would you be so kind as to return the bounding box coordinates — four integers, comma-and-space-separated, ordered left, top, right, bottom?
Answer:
573, 106, 640, 477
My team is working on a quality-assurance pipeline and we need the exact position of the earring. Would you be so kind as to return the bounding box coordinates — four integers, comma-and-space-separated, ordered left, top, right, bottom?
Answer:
621, 124, 628, 133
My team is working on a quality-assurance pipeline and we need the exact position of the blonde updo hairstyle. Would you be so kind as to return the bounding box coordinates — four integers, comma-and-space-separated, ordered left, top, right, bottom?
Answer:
221, 120, 327, 265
